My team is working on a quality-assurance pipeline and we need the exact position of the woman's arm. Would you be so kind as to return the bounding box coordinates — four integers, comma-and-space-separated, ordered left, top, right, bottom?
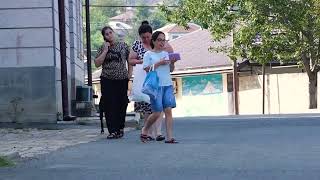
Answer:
94, 51, 107, 67
143, 58, 169, 72
127, 62, 133, 79
94, 42, 109, 67
165, 42, 174, 53
169, 63, 175, 72
165, 43, 176, 72
128, 50, 143, 66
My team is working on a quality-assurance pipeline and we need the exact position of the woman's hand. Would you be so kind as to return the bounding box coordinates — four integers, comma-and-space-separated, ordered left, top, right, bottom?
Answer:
145, 58, 171, 72
158, 58, 171, 66
170, 57, 178, 64
128, 50, 143, 66
102, 42, 110, 53
135, 59, 143, 64
170, 62, 175, 72
129, 59, 143, 66
153, 58, 170, 70
94, 43, 109, 68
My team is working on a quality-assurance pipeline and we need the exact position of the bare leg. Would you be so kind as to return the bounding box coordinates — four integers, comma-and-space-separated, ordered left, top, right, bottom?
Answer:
141, 112, 161, 135
154, 112, 164, 136
149, 123, 157, 138
164, 108, 173, 140
143, 113, 153, 137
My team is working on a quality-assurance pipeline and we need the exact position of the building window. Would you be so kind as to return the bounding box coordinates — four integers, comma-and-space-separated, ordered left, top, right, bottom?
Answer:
172, 35, 179, 39
227, 74, 233, 92
172, 79, 177, 94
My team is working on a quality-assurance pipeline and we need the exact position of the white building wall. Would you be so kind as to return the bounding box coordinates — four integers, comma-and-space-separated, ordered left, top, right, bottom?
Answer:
0, 3, 55, 67
0, 0, 85, 124
68, 0, 85, 100
238, 72, 314, 115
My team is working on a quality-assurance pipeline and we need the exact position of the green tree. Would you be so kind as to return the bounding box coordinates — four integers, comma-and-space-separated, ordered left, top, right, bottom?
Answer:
86, 0, 127, 52
93, 0, 126, 18
90, 7, 108, 51
125, 1, 173, 45
83, 0, 127, 71
83, 6, 108, 71
162, 0, 320, 109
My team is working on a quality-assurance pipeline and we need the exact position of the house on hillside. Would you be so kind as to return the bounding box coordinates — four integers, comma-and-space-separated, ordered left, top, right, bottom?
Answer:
155, 23, 201, 41
108, 21, 132, 41
110, 8, 135, 25
109, 0, 165, 25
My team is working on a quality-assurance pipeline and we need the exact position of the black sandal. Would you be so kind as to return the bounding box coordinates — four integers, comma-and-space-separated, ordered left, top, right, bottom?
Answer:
165, 138, 178, 144
118, 129, 124, 138
156, 135, 165, 141
140, 134, 154, 142
140, 134, 149, 143
147, 136, 155, 141
107, 133, 118, 139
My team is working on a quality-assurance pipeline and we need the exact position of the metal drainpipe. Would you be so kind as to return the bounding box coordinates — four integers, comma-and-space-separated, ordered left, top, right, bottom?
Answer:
233, 60, 239, 115
58, 0, 69, 119
262, 64, 266, 114
85, 0, 92, 86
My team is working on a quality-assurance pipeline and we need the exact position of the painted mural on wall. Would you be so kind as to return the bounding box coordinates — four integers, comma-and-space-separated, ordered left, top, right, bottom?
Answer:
182, 74, 223, 96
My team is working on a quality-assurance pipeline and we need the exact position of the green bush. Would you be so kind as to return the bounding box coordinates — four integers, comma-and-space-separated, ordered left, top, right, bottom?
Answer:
0, 156, 14, 167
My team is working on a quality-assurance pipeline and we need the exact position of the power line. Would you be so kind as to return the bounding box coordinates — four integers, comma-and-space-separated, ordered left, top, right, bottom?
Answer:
82, 5, 178, 8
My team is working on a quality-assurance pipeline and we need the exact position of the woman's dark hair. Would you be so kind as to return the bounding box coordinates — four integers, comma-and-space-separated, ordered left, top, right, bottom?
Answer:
141, 20, 149, 25
101, 26, 114, 40
150, 31, 165, 49
138, 20, 152, 35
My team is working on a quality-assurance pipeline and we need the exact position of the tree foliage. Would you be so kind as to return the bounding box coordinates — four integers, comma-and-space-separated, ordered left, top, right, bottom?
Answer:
93, 0, 125, 18
89, 7, 109, 53
162, 0, 320, 64
83, 0, 122, 71
125, 1, 171, 45
162, 0, 320, 108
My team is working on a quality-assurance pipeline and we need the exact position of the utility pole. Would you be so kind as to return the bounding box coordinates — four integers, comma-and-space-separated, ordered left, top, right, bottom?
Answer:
233, 60, 239, 115
58, 0, 69, 119
85, 0, 92, 86
231, 27, 239, 115
262, 64, 266, 114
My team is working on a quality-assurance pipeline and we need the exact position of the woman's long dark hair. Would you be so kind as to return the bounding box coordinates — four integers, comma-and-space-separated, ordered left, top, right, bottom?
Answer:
138, 21, 152, 35
150, 31, 165, 49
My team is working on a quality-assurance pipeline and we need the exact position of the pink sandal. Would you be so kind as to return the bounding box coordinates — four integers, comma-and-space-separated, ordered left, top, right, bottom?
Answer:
165, 138, 178, 144
140, 134, 154, 143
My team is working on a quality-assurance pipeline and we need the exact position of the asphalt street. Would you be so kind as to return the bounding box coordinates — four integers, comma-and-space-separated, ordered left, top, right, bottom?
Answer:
1, 115, 320, 180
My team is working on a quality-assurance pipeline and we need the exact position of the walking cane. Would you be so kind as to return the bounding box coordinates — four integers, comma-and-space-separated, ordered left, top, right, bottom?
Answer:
99, 96, 104, 134
93, 95, 104, 134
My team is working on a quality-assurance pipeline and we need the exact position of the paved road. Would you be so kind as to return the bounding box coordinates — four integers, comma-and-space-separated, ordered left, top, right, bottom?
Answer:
1, 116, 320, 180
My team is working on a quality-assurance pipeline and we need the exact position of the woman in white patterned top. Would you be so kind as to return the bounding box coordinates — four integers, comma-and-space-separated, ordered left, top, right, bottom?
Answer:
129, 21, 173, 141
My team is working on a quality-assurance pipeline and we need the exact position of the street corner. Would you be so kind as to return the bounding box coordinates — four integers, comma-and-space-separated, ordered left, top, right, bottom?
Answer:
0, 127, 105, 160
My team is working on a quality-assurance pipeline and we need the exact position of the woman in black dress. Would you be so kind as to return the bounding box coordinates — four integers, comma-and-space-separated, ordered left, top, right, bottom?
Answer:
94, 26, 132, 139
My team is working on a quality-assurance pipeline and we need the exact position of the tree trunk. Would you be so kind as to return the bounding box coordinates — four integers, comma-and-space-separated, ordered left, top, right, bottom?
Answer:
308, 72, 317, 109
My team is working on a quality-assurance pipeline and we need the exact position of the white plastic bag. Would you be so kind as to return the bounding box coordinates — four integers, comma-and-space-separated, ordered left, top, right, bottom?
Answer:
129, 64, 150, 103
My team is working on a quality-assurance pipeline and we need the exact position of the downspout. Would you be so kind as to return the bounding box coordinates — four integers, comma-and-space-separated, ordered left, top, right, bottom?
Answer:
233, 60, 239, 115
58, 0, 71, 120
262, 64, 265, 114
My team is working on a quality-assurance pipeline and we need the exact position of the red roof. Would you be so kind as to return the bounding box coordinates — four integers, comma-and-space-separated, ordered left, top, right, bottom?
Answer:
156, 23, 201, 34
169, 29, 232, 71
110, 10, 134, 22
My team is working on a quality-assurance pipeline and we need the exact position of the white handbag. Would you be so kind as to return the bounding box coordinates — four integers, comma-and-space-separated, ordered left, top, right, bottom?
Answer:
129, 64, 150, 103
